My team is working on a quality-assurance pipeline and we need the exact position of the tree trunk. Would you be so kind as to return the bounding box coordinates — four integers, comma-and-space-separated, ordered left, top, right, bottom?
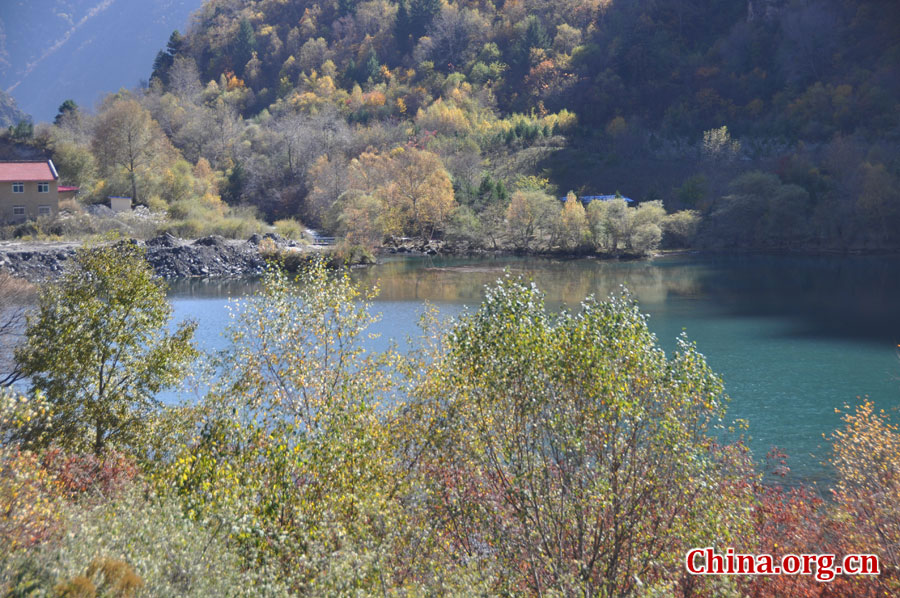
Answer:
94, 420, 105, 455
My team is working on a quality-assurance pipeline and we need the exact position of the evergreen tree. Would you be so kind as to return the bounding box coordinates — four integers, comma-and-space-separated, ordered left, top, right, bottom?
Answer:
151, 50, 172, 84
478, 175, 494, 198
150, 31, 184, 85
166, 30, 184, 58
53, 100, 78, 126
223, 161, 246, 205
522, 16, 550, 50
234, 19, 257, 77
395, 0, 440, 53
409, 0, 441, 40
511, 16, 550, 76
394, 0, 413, 53
361, 50, 380, 83
8, 120, 33, 140
338, 0, 360, 17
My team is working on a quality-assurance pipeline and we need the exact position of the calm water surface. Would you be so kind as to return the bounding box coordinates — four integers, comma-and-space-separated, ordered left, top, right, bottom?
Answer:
167, 254, 900, 481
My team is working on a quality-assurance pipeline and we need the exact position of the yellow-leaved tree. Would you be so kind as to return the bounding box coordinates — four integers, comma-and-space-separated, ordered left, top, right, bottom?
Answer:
347, 146, 456, 240
830, 401, 900, 589
162, 259, 420, 593
558, 191, 589, 250
505, 189, 559, 251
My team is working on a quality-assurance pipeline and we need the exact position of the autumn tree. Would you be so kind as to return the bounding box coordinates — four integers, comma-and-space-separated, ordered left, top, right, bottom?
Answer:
444, 205, 483, 248
829, 401, 900, 592
16, 242, 197, 455
306, 153, 349, 225
91, 97, 169, 203
629, 199, 666, 255
553, 23, 582, 55
168, 56, 202, 103
348, 146, 456, 239
558, 191, 589, 250
336, 191, 385, 246
707, 171, 810, 249
163, 260, 414, 592
51, 142, 98, 193
663, 209, 701, 248
412, 276, 752, 596
274, 111, 350, 193
414, 5, 488, 71
736, 450, 833, 598
702, 125, 741, 162
856, 162, 900, 245
587, 197, 630, 253
505, 189, 558, 250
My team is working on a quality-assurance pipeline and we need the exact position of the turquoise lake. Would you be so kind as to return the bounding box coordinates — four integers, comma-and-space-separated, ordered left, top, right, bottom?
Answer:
167, 254, 900, 483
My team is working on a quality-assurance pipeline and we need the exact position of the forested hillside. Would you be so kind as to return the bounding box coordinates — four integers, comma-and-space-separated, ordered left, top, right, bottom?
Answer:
13, 0, 900, 252
178, 0, 899, 140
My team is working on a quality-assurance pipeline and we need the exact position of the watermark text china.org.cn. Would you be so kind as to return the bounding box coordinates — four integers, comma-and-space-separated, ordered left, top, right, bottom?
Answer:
685, 547, 879, 583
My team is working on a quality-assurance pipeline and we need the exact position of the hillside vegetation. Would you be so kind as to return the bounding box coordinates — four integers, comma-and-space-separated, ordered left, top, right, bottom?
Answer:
9, 0, 900, 252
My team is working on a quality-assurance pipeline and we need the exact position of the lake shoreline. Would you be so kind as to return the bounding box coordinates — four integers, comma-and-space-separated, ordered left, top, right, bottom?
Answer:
5, 233, 900, 283
379, 242, 900, 261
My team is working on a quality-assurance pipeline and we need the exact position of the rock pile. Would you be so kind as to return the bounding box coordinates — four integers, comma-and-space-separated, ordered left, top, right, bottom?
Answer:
0, 234, 287, 281
384, 236, 444, 255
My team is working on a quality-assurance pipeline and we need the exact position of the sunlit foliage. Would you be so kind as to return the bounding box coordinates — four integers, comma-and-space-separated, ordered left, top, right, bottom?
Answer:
161, 259, 414, 592
411, 274, 754, 595
15, 242, 197, 455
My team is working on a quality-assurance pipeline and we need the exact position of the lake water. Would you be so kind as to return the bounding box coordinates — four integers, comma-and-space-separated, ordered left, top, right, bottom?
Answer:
167, 254, 900, 482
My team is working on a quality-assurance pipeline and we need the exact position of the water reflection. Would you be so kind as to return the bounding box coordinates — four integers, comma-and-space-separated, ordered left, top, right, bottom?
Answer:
352, 255, 709, 310
360, 255, 899, 343
689, 255, 900, 343
167, 277, 263, 299
167, 254, 900, 346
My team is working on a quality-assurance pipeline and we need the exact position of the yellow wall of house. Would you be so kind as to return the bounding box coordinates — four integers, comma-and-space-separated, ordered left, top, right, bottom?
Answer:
0, 180, 59, 222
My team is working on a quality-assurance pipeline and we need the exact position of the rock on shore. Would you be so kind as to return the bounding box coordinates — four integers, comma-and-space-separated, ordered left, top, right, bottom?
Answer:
384, 236, 445, 255
0, 234, 306, 281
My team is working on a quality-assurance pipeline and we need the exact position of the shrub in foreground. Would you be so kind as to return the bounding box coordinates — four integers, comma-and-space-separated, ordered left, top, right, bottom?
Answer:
2, 488, 287, 597
410, 276, 755, 596
15, 241, 197, 455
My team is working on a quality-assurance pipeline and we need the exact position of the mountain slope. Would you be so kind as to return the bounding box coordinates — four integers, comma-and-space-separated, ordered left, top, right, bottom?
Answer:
143, 0, 899, 250
0, 0, 200, 121
0, 89, 28, 127
173, 0, 899, 141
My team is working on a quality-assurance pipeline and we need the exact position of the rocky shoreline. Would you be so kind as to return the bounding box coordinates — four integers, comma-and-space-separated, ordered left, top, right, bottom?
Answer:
0, 234, 673, 282
0, 233, 316, 281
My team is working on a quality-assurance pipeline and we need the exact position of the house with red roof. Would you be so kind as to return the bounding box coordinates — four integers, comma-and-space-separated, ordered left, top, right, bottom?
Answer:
0, 160, 60, 222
